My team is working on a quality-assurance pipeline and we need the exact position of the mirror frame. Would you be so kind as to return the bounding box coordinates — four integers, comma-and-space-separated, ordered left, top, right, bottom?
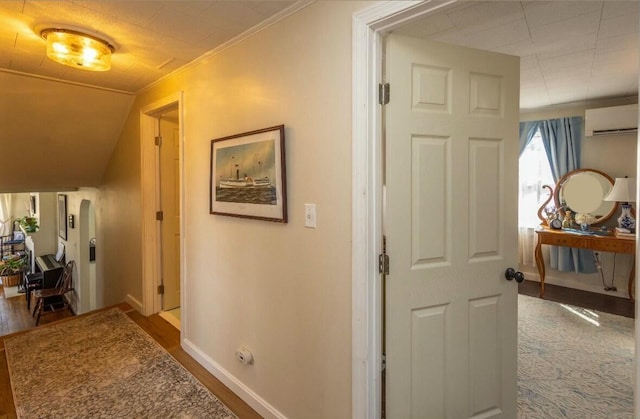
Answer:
553, 168, 618, 225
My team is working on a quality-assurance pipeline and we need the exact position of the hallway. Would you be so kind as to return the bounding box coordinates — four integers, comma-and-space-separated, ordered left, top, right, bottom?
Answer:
0, 287, 261, 418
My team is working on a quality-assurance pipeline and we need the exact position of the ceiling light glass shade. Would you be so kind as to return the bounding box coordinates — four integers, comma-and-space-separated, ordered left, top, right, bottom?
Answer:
41, 29, 114, 71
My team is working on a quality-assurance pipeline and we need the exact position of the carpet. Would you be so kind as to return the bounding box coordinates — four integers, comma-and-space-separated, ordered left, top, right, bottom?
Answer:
518, 294, 633, 418
4, 308, 238, 419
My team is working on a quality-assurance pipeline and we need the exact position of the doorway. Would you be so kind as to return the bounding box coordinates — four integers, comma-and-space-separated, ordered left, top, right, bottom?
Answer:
157, 108, 182, 330
140, 93, 184, 326
352, 2, 638, 416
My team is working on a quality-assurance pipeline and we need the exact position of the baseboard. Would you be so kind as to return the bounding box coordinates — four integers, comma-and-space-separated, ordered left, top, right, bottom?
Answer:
520, 268, 629, 299
182, 338, 286, 419
124, 294, 143, 313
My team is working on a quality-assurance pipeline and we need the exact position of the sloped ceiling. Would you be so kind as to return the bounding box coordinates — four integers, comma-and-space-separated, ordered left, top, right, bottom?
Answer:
0, 1, 637, 192
0, 72, 133, 192
0, 0, 299, 193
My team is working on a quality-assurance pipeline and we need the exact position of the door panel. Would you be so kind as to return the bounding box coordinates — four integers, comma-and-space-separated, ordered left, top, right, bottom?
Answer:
160, 118, 181, 311
385, 34, 519, 418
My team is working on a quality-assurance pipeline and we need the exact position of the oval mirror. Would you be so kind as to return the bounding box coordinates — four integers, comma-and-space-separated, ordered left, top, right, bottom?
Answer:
554, 168, 618, 225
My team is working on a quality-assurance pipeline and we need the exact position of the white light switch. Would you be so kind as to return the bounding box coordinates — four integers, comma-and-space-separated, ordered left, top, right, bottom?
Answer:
304, 203, 317, 228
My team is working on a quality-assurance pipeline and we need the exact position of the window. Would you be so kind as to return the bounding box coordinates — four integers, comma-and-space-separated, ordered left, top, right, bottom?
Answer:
519, 130, 554, 228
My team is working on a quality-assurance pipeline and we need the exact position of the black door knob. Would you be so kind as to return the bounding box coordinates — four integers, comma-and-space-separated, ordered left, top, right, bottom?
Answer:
504, 267, 524, 283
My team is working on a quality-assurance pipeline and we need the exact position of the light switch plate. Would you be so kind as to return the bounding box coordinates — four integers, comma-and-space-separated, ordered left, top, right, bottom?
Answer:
304, 203, 316, 228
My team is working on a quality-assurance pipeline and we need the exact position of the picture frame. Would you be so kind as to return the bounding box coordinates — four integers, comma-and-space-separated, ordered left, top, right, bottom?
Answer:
58, 194, 67, 240
29, 194, 37, 216
210, 125, 287, 223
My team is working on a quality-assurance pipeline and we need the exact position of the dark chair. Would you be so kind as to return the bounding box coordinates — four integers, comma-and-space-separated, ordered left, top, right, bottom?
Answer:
24, 271, 44, 310
25, 259, 65, 309
32, 260, 75, 326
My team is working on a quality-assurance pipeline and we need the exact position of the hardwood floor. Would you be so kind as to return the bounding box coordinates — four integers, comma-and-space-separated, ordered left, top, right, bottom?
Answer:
518, 279, 635, 318
0, 286, 74, 335
0, 286, 261, 419
1, 281, 632, 418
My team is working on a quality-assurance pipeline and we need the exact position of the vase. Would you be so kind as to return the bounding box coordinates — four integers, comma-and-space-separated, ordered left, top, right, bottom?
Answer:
618, 203, 636, 231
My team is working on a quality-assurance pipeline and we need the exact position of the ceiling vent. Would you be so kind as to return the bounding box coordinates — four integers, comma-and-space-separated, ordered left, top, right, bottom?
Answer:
585, 104, 638, 136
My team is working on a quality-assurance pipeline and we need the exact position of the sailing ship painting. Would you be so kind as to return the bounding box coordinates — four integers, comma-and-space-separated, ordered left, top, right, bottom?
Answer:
210, 125, 287, 223
214, 139, 277, 205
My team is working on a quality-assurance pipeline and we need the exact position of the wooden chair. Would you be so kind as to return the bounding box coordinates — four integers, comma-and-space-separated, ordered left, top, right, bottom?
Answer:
32, 260, 75, 326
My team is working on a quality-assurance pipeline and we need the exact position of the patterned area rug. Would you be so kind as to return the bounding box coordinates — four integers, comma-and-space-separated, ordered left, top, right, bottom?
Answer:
518, 295, 633, 418
4, 308, 237, 419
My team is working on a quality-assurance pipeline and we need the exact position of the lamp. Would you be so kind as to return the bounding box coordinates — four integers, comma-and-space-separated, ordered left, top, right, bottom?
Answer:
604, 176, 636, 231
40, 28, 114, 71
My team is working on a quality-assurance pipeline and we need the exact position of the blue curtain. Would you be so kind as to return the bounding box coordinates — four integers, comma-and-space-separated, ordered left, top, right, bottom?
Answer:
539, 117, 581, 182
520, 116, 596, 274
519, 121, 541, 155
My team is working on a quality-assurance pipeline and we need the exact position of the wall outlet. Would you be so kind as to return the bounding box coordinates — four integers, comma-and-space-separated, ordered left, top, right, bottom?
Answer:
235, 346, 254, 365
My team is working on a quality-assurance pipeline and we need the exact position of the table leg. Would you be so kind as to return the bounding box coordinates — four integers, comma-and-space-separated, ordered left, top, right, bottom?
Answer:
628, 257, 635, 302
534, 235, 545, 298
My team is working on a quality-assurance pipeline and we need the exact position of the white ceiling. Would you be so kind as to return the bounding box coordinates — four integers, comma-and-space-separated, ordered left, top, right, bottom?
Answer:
0, 1, 637, 192
396, 0, 639, 109
0, 0, 297, 93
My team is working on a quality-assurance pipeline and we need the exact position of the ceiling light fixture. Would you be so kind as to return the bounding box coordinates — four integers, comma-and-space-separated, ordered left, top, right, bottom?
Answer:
40, 28, 115, 71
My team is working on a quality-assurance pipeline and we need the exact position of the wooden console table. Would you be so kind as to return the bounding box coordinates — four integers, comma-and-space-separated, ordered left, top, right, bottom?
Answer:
535, 227, 635, 300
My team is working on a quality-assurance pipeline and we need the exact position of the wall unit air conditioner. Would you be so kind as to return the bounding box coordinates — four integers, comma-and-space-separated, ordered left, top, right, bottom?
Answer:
585, 104, 638, 136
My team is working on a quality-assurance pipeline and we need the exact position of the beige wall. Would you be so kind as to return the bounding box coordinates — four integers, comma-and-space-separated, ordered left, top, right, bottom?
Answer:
58, 189, 101, 314
11, 192, 57, 256
98, 95, 147, 308
520, 97, 638, 297
10, 193, 30, 222
97, 2, 365, 417
91, 1, 640, 415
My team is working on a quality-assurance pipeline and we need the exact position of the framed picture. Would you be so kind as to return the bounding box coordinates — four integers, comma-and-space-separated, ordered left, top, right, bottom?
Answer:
210, 125, 287, 222
30, 194, 37, 216
58, 194, 67, 240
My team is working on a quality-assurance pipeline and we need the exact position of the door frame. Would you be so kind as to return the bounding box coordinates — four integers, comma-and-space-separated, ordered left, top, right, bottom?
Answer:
352, 2, 638, 417
140, 93, 185, 320
351, 3, 458, 417
78, 199, 97, 314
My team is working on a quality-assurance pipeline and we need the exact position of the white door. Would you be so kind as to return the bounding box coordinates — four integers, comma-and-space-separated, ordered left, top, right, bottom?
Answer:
160, 115, 181, 311
385, 34, 520, 418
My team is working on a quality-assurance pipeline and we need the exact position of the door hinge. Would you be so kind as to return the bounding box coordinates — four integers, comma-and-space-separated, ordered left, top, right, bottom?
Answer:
379, 253, 389, 275
381, 353, 386, 371
378, 83, 390, 105
156, 211, 164, 221
155, 136, 162, 146
157, 284, 165, 294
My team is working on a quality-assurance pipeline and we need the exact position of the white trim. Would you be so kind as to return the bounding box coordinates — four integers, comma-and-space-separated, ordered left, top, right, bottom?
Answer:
635, 110, 640, 415
351, 11, 382, 419
0, 68, 135, 95
125, 293, 143, 313
182, 339, 287, 419
351, 2, 466, 418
